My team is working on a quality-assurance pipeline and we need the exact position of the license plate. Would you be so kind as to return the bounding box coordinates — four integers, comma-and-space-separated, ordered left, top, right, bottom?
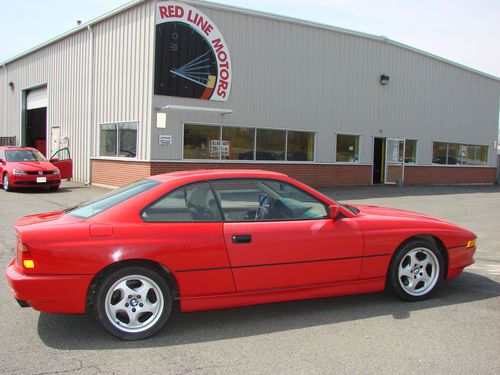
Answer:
36, 177, 47, 183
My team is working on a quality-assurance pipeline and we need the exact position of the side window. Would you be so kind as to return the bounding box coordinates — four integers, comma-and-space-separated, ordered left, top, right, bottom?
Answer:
210, 179, 328, 222
141, 182, 222, 222
51, 148, 71, 161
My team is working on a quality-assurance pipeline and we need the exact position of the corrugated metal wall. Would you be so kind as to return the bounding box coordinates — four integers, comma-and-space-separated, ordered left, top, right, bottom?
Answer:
152, 2, 500, 167
0, 0, 155, 182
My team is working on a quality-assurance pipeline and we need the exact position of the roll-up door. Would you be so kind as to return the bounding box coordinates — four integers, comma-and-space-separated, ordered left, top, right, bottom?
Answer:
26, 86, 48, 110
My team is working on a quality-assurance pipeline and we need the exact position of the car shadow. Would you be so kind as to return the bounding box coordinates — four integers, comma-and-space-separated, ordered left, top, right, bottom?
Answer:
37, 271, 500, 350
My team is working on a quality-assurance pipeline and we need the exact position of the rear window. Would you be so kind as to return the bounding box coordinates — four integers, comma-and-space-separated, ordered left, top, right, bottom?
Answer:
66, 179, 160, 219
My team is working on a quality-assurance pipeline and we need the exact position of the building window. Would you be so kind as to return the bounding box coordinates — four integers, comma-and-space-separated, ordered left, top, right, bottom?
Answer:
183, 124, 315, 162
256, 129, 286, 160
222, 126, 255, 160
432, 142, 488, 165
99, 122, 137, 158
287, 131, 314, 161
184, 124, 220, 159
404, 139, 417, 163
336, 134, 359, 163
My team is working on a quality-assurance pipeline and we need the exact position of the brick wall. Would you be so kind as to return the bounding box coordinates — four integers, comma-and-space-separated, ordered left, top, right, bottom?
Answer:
91, 159, 372, 187
91, 159, 497, 187
404, 166, 497, 185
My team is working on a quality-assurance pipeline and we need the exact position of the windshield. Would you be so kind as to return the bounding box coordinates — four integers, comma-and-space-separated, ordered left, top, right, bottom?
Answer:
5, 149, 47, 162
66, 179, 160, 219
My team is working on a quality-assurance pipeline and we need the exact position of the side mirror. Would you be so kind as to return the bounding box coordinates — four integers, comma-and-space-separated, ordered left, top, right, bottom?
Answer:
0, 158, 4, 163
50, 157, 60, 162
328, 204, 339, 220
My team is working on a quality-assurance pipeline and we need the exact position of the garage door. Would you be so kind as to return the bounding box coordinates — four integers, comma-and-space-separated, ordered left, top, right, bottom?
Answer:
26, 86, 48, 110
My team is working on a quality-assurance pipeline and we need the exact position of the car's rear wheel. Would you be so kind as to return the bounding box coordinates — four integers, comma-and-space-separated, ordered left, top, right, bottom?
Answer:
2, 173, 11, 191
388, 239, 444, 301
95, 266, 172, 340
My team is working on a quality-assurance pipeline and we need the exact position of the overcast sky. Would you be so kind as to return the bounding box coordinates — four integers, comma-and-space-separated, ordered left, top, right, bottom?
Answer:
0, 0, 499, 78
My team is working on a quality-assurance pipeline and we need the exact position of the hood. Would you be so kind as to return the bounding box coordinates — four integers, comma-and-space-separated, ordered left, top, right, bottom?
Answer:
355, 205, 448, 223
9, 161, 56, 172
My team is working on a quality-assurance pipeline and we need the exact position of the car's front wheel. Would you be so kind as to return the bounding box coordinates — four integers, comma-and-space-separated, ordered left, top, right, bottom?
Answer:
95, 266, 172, 340
2, 173, 11, 192
388, 239, 444, 301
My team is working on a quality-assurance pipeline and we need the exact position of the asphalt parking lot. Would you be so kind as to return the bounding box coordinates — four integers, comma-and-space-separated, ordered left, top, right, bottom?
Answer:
1, 181, 499, 374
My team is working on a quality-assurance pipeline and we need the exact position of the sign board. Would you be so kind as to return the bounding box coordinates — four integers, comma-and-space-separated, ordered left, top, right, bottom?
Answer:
154, 1, 232, 101
159, 135, 172, 145
156, 112, 166, 128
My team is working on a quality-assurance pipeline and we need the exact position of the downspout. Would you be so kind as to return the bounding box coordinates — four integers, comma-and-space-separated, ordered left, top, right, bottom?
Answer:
2, 64, 7, 130
86, 25, 94, 185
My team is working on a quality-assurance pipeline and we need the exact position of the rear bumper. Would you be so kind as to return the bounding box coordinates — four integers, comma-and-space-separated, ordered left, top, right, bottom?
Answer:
447, 245, 476, 279
5, 260, 93, 314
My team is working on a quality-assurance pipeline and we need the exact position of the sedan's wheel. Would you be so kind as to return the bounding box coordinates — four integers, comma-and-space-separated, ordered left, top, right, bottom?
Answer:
95, 266, 172, 340
388, 239, 444, 301
3, 174, 11, 191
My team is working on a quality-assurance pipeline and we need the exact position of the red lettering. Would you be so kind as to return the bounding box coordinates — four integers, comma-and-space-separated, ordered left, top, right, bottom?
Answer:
187, 9, 195, 23
220, 68, 229, 80
205, 24, 213, 37
219, 61, 229, 69
211, 38, 224, 53
218, 50, 227, 62
159, 5, 184, 19
218, 79, 228, 98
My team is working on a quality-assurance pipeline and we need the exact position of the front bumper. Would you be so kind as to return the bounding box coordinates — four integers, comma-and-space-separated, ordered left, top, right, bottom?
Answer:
10, 174, 60, 188
5, 260, 93, 314
447, 244, 476, 279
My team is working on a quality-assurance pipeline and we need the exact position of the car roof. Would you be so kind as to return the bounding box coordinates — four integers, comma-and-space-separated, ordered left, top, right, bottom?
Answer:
0, 146, 35, 151
149, 169, 289, 183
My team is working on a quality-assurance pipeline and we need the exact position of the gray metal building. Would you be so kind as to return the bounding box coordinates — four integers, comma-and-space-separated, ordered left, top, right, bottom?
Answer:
1, 0, 499, 187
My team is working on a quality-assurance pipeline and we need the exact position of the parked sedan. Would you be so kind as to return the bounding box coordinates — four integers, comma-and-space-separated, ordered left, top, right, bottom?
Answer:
0, 146, 73, 191
5, 170, 476, 340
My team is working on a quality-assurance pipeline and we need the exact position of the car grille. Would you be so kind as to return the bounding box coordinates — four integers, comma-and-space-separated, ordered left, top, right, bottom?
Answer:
16, 180, 60, 186
25, 171, 54, 175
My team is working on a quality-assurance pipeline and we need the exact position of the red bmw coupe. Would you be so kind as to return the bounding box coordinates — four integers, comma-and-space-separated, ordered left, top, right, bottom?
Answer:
5, 170, 476, 340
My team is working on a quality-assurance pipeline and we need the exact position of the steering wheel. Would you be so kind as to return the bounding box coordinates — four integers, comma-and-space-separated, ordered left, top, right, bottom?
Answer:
255, 196, 273, 220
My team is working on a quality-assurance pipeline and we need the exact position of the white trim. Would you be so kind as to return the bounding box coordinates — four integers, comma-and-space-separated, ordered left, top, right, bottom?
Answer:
161, 105, 233, 115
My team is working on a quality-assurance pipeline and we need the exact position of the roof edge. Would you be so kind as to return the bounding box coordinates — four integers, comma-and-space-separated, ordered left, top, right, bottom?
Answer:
1, 0, 499, 83
184, 0, 500, 83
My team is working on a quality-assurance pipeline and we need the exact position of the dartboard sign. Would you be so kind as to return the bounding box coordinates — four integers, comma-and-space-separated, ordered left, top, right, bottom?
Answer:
154, 1, 232, 101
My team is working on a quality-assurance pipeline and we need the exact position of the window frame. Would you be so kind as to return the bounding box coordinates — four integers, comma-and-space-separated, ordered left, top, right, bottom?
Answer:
432, 140, 489, 167
208, 178, 329, 223
140, 181, 223, 223
98, 121, 138, 159
404, 139, 417, 164
335, 133, 361, 164
181, 122, 316, 163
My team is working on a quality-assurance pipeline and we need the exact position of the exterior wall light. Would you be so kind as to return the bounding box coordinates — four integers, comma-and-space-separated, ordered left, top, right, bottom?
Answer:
8, 81, 14, 91
380, 75, 389, 85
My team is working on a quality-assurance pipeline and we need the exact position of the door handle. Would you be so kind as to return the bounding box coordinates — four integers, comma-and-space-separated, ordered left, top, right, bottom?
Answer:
232, 234, 252, 244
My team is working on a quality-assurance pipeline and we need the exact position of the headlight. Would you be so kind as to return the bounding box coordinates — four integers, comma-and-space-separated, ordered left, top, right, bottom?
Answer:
13, 169, 27, 175
52, 169, 60, 174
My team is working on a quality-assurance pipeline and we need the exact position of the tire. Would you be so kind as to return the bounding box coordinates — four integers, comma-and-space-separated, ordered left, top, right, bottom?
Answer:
3, 173, 11, 192
95, 266, 173, 340
49, 185, 60, 191
387, 239, 444, 301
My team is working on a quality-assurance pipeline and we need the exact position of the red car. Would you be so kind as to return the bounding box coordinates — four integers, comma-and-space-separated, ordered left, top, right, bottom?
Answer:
5, 170, 476, 340
0, 146, 73, 191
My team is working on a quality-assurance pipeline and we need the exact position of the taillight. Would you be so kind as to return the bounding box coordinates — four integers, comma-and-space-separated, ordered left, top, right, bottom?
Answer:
16, 236, 35, 269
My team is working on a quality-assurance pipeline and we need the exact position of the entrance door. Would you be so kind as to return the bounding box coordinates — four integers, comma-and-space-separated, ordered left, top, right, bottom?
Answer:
385, 138, 405, 185
373, 137, 386, 184
50, 126, 61, 157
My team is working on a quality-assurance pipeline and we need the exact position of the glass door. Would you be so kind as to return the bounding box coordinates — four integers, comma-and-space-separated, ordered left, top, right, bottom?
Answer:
385, 138, 405, 185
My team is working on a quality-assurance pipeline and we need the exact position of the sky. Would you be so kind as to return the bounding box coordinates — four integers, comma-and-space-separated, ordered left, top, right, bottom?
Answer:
0, 0, 499, 79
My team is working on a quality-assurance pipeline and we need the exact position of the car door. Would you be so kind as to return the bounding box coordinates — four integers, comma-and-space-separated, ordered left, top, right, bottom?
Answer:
0, 150, 5, 177
210, 179, 363, 292
49, 147, 73, 179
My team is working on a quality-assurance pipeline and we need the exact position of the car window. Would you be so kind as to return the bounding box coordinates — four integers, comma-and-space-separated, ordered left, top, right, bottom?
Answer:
5, 149, 46, 162
141, 182, 222, 222
210, 179, 328, 221
67, 179, 159, 219
51, 148, 71, 160
0, 150, 4, 160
